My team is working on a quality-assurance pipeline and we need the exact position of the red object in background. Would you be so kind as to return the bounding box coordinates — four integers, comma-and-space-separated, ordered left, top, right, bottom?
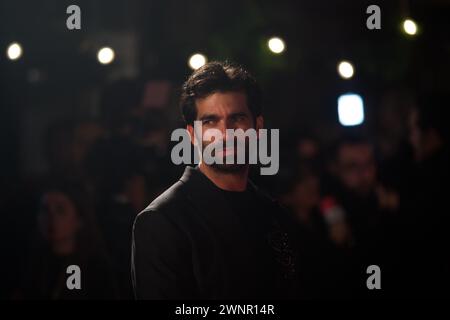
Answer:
319, 196, 347, 225
320, 196, 338, 213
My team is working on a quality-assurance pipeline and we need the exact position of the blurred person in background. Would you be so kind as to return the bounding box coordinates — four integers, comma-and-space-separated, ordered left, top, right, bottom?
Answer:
375, 89, 416, 193
84, 79, 178, 298
400, 92, 450, 297
16, 179, 117, 299
321, 134, 399, 296
277, 163, 346, 298
84, 79, 150, 299
281, 166, 322, 229
44, 118, 105, 183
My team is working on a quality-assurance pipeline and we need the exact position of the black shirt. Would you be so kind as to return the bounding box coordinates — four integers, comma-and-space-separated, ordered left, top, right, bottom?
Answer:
132, 166, 297, 299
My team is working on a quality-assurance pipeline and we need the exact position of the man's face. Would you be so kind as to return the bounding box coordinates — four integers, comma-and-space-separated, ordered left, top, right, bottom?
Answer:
187, 91, 263, 172
336, 143, 376, 196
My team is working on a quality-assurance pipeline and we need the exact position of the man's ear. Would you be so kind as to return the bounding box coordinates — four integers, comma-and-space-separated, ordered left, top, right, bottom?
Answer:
187, 124, 197, 146
256, 116, 264, 137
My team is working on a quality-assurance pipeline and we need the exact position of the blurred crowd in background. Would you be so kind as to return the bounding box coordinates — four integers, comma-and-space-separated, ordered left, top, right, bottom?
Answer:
1, 0, 449, 299
1, 78, 448, 299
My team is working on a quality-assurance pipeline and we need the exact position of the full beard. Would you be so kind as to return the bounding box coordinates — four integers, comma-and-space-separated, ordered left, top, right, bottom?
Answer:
210, 162, 247, 173
202, 139, 249, 173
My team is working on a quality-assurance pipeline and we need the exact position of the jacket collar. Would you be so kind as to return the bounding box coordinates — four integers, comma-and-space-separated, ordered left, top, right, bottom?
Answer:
178, 165, 254, 254
179, 165, 258, 193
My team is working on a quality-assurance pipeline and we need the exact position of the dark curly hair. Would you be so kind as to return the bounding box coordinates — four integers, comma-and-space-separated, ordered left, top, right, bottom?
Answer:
179, 61, 262, 125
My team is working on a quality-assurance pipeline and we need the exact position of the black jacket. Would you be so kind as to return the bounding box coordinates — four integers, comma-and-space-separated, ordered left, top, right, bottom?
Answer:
131, 166, 297, 299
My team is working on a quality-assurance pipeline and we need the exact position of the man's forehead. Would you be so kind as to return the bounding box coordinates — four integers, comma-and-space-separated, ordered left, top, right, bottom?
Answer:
195, 91, 249, 115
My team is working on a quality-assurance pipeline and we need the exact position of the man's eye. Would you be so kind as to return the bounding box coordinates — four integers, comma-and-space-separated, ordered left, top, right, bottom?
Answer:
203, 119, 214, 125
234, 115, 246, 122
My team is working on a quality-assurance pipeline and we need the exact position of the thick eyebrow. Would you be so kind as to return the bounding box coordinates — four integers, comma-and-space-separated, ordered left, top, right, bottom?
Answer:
198, 113, 220, 121
198, 111, 249, 122
229, 111, 248, 119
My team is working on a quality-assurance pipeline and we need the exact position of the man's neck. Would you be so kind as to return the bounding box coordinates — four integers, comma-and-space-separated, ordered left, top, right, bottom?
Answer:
199, 163, 249, 192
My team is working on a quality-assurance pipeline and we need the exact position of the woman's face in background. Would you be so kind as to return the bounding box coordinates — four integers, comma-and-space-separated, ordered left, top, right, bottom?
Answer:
38, 191, 81, 244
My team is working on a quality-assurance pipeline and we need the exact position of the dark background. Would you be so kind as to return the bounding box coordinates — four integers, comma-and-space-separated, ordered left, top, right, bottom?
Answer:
1, 0, 449, 299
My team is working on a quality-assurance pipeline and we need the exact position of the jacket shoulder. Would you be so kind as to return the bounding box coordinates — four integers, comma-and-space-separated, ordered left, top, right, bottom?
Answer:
145, 179, 189, 212
134, 179, 191, 229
